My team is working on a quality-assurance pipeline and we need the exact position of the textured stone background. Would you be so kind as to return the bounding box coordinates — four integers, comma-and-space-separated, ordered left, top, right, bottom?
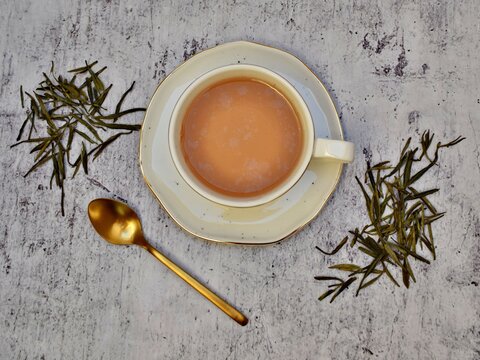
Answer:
1, 1, 479, 359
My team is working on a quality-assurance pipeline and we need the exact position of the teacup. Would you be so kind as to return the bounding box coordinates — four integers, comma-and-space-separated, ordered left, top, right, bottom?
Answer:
169, 64, 354, 207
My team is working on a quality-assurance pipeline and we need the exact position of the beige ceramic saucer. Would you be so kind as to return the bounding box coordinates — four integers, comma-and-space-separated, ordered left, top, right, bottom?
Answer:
140, 41, 346, 245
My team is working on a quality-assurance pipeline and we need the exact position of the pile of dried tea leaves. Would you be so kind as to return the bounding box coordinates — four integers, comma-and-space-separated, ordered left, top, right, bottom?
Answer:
315, 131, 464, 302
11, 61, 145, 215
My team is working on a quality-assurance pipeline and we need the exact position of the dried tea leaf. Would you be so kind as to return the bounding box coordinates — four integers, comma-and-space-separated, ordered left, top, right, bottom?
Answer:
329, 264, 362, 272
404, 257, 416, 283
438, 136, 465, 148
16, 113, 32, 141
73, 115, 102, 142
92, 118, 141, 131
402, 264, 410, 288
314, 276, 345, 282
13, 61, 144, 215
95, 107, 146, 121
369, 161, 391, 171
355, 256, 382, 296
403, 149, 416, 185
20, 86, 24, 108
71, 154, 82, 179
318, 289, 336, 301
68, 60, 99, 74
356, 176, 371, 210
316, 237, 348, 256
92, 131, 132, 160
11, 137, 52, 148
382, 262, 400, 287
329, 277, 357, 303
34, 139, 52, 161
383, 243, 401, 267
424, 212, 445, 225
74, 129, 98, 144
400, 137, 412, 158
359, 272, 383, 290
358, 246, 378, 258
113, 81, 135, 122
89, 84, 112, 115
86, 78, 95, 103
23, 153, 53, 177
81, 142, 88, 175
88, 65, 106, 92
405, 188, 439, 201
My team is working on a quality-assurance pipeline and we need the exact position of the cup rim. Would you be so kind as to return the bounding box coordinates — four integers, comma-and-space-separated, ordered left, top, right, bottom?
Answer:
168, 64, 314, 208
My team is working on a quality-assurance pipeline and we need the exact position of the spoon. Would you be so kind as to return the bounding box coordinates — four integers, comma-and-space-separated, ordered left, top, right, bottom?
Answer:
87, 198, 248, 326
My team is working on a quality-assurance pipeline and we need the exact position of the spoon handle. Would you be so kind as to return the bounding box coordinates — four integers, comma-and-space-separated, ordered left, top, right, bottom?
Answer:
145, 243, 248, 326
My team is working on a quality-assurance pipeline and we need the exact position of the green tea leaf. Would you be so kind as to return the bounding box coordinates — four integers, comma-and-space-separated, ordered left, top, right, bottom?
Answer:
402, 264, 410, 288
73, 115, 103, 142
366, 161, 376, 188
92, 131, 132, 160
11, 137, 52, 148
356, 176, 371, 210
86, 78, 95, 103
89, 84, 112, 115
369, 161, 391, 171
71, 154, 82, 178
33, 139, 52, 161
23, 152, 53, 177
355, 256, 382, 296
329, 277, 356, 303
383, 243, 402, 267
81, 142, 88, 174
88, 65, 106, 91
359, 272, 383, 290
389, 242, 431, 264
35, 93, 57, 130
382, 262, 400, 287
94, 107, 147, 121
74, 128, 98, 144
408, 152, 438, 186
92, 118, 141, 131
68, 60, 99, 74
314, 276, 345, 282
438, 136, 465, 148
405, 188, 439, 201
316, 236, 348, 256
358, 246, 377, 259
424, 212, 445, 225
16, 113, 31, 141
400, 137, 411, 158
20, 86, 24, 108
403, 150, 416, 186
113, 81, 135, 122
318, 289, 336, 301
329, 264, 362, 272
404, 257, 416, 283
57, 143, 65, 179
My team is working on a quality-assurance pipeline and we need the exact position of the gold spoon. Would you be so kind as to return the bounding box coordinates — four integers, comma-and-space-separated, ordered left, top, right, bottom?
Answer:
87, 198, 248, 326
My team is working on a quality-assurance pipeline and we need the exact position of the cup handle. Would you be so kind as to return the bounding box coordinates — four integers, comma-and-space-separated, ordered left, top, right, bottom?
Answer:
312, 138, 355, 163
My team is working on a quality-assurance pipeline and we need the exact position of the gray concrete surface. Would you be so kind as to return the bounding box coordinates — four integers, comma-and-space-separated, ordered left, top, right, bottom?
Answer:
1, 1, 479, 359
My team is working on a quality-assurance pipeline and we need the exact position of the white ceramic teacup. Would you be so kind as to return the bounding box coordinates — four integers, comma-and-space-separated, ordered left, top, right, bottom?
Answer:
169, 64, 354, 208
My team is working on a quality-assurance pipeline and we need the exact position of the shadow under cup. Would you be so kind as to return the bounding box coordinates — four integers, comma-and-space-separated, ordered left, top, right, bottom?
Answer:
168, 64, 315, 208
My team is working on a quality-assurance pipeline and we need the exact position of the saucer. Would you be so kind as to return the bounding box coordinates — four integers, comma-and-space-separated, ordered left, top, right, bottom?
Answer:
140, 41, 346, 245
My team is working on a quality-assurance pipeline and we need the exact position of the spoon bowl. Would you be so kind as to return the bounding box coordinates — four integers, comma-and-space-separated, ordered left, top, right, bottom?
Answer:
87, 198, 248, 326
88, 198, 145, 246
